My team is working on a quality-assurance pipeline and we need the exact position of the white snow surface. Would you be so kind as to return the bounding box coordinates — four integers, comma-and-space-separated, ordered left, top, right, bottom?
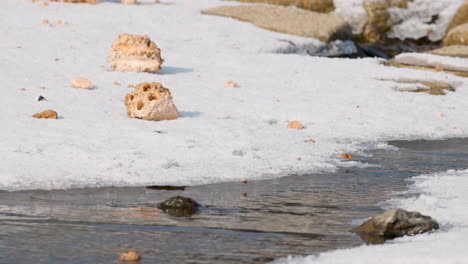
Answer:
272, 169, 468, 264
1, 0, 468, 190
395, 53, 468, 72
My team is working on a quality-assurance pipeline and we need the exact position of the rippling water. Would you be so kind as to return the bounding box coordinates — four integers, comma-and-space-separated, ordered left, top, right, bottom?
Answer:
1, 138, 468, 263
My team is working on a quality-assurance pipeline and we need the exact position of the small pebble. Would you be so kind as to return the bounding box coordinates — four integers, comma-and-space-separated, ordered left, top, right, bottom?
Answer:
71, 77, 93, 90
225, 81, 238, 88
435, 66, 443, 72
113, 81, 121, 86
36, 95, 46, 101
341, 153, 352, 159
55, 20, 67, 26
41, 19, 51, 26
32, 109, 58, 119
242, 179, 248, 184
119, 251, 140, 262
287, 120, 304, 130
304, 139, 316, 143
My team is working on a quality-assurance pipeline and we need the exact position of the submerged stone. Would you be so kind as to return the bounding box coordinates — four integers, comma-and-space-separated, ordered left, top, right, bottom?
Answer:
156, 196, 201, 217
357, 208, 439, 244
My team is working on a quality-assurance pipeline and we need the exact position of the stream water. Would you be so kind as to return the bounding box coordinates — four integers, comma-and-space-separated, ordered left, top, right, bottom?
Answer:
1, 138, 468, 263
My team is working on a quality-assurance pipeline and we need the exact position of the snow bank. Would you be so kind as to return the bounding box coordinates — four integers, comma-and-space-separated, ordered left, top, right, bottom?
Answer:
272, 169, 468, 264
394, 53, 468, 72
1, 0, 468, 190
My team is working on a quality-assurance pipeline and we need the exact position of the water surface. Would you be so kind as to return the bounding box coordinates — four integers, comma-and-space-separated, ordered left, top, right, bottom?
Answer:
1, 138, 468, 263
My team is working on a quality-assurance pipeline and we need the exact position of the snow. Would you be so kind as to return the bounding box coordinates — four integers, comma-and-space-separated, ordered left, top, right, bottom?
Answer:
1, 0, 468, 191
388, 0, 465, 41
394, 53, 468, 72
271, 169, 468, 264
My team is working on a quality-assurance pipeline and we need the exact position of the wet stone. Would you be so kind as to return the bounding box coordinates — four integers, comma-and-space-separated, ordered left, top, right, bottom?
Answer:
357, 208, 439, 244
156, 196, 201, 217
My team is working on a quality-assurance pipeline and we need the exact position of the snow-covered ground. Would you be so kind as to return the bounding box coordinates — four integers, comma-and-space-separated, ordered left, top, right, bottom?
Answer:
272, 169, 468, 264
1, 0, 468, 191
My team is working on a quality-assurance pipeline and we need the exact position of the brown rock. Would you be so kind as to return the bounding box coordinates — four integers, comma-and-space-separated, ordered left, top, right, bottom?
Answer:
224, 81, 238, 88
443, 23, 468, 46
341, 153, 352, 159
108, 34, 163, 73
230, 0, 335, 13
41, 19, 51, 26
55, 20, 67, 26
32, 109, 58, 119
71, 77, 93, 90
202, 5, 352, 42
357, 208, 439, 244
119, 251, 140, 262
124, 82, 179, 121
121, 0, 137, 4
446, 1, 468, 32
362, 1, 391, 43
287, 120, 305, 129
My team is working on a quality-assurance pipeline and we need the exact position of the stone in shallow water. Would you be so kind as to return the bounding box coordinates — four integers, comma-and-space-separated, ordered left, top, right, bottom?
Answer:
357, 208, 439, 244
202, 5, 352, 42
157, 196, 201, 217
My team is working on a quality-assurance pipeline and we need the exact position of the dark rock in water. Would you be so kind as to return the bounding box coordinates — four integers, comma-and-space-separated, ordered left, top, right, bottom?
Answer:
357, 208, 439, 244
156, 196, 200, 217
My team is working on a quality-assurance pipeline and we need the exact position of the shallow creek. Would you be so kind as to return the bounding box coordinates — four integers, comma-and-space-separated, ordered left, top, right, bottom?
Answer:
1, 138, 468, 263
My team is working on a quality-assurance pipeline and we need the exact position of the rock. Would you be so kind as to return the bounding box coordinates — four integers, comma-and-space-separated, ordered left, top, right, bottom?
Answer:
341, 153, 352, 159
108, 34, 163, 73
428, 45, 468, 58
357, 208, 439, 244
362, 1, 391, 43
32, 109, 58, 119
49, 0, 98, 3
121, 0, 137, 4
36, 95, 46, 101
202, 5, 352, 42
156, 196, 200, 217
119, 251, 140, 262
443, 23, 468, 46
124, 82, 179, 121
230, 0, 335, 13
71, 77, 93, 90
55, 20, 67, 26
224, 81, 238, 88
287, 120, 305, 129
446, 1, 468, 32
